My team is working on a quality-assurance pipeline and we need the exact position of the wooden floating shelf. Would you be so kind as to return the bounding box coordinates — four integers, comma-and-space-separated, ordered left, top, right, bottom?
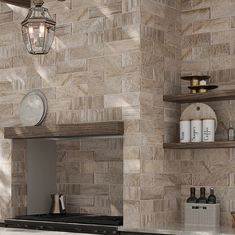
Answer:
4, 121, 124, 139
164, 141, 235, 149
163, 89, 235, 103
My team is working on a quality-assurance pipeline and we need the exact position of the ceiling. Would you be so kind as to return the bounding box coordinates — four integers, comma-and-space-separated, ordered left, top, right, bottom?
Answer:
3, 0, 31, 8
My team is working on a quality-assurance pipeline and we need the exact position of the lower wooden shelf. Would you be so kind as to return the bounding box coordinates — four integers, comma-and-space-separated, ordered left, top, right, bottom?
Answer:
164, 141, 235, 149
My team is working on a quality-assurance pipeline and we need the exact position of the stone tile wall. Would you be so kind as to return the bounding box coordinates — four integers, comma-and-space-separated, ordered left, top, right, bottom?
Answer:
1, 0, 234, 229
126, 0, 182, 228
181, 0, 235, 226
56, 137, 123, 216
0, 0, 141, 220
0, 0, 182, 228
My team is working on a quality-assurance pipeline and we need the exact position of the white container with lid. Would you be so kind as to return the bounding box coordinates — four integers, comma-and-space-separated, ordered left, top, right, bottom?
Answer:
180, 120, 190, 143
191, 120, 202, 142
202, 119, 215, 142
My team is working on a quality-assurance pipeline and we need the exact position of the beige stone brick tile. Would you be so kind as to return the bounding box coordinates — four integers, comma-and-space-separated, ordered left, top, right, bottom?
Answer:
94, 173, 110, 184
122, 105, 140, 120
124, 159, 141, 173
140, 120, 157, 135
122, 0, 140, 12
181, 0, 192, 11
182, 33, 210, 48
164, 108, 180, 123
211, 31, 231, 45
71, 0, 102, 8
140, 200, 155, 213
123, 200, 140, 227
211, 55, 231, 70
104, 39, 140, 55
44, 0, 71, 12
122, 73, 140, 93
73, 17, 104, 34
124, 119, 140, 133
182, 8, 210, 24
164, 160, 181, 173
88, 31, 104, 45
182, 22, 193, 36
122, 24, 140, 40
182, 59, 210, 72
56, 111, 72, 124
124, 186, 140, 200
55, 24, 72, 37
104, 92, 139, 108
56, 59, 88, 74
66, 195, 94, 207
211, 0, 235, 19
141, 0, 165, 18
182, 48, 192, 61
140, 146, 153, 160
104, 28, 122, 42
141, 105, 164, 120
56, 33, 88, 49
69, 44, 104, 60
122, 11, 140, 26
88, 0, 122, 19
142, 160, 164, 174
56, 7, 88, 24
104, 75, 122, 94
80, 184, 109, 195
124, 173, 140, 186
104, 13, 122, 29
140, 186, 164, 200
193, 18, 230, 34
180, 161, 210, 174
193, 43, 230, 60
192, 173, 230, 186
123, 146, 140, 159
0, 11, 13, 24
122, 50, 141, 68
66, 173, 94, 184
192, 0, 210, 9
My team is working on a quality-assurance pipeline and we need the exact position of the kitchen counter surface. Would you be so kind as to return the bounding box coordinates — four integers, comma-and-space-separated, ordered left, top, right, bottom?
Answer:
0, 227, 95, 234
119, 225, 235, 235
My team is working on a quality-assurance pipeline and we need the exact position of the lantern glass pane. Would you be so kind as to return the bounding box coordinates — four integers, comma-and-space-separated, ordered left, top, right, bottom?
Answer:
21, 5, 56, 54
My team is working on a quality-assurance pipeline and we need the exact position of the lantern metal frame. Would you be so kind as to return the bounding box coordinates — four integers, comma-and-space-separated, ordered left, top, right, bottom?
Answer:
21, 0, 56, 55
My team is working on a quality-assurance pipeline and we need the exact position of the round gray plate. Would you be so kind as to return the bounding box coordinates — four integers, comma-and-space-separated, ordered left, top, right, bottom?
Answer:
20, 90, 48, 126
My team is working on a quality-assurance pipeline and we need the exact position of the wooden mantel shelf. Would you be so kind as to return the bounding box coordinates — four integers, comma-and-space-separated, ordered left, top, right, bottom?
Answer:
163, 89, 235, 103
164, 141, 235, 149
4, 121, 124, 139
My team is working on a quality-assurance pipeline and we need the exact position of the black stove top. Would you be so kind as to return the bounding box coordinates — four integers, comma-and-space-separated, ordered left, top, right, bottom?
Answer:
14, 213, 123, 226
5, 213, 123, 234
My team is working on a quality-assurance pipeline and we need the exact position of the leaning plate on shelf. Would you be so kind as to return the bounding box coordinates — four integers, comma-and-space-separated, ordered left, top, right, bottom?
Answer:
20, 90, 48, 126
180, 103, 217, 130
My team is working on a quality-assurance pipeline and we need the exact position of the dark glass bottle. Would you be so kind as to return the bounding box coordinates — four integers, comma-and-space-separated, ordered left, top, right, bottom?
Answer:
187, 187, 197, 203
196, 187, 207, 203
208, 188, 216, 204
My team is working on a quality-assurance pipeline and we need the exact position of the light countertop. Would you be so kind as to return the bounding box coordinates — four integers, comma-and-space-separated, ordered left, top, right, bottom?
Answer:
0, 227, 96, 235
119, 225, 235, 235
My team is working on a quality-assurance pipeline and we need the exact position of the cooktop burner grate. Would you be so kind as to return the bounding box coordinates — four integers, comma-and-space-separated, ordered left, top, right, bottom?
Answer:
15, 213, 123, 226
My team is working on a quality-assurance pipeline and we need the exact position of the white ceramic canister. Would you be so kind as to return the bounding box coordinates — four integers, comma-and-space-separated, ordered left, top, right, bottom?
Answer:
191, 120, 202, 142
180, 120, 191, 143
202, 119, 215, 142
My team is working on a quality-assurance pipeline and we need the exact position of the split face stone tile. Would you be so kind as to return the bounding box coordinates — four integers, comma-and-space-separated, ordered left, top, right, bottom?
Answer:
182, 8, 210, 24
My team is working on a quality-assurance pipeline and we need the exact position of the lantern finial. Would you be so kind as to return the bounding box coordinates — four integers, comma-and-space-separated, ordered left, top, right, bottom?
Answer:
33, 0, 44, 7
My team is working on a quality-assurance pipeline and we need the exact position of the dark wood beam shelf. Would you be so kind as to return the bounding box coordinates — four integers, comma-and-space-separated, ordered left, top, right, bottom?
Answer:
164, 141, 235, 149
163, 89, 235, 103
4, 121, 124, 139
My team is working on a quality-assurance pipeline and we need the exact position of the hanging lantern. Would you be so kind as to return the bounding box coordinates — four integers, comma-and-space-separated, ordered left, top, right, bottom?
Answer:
21, 0, 56, 55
